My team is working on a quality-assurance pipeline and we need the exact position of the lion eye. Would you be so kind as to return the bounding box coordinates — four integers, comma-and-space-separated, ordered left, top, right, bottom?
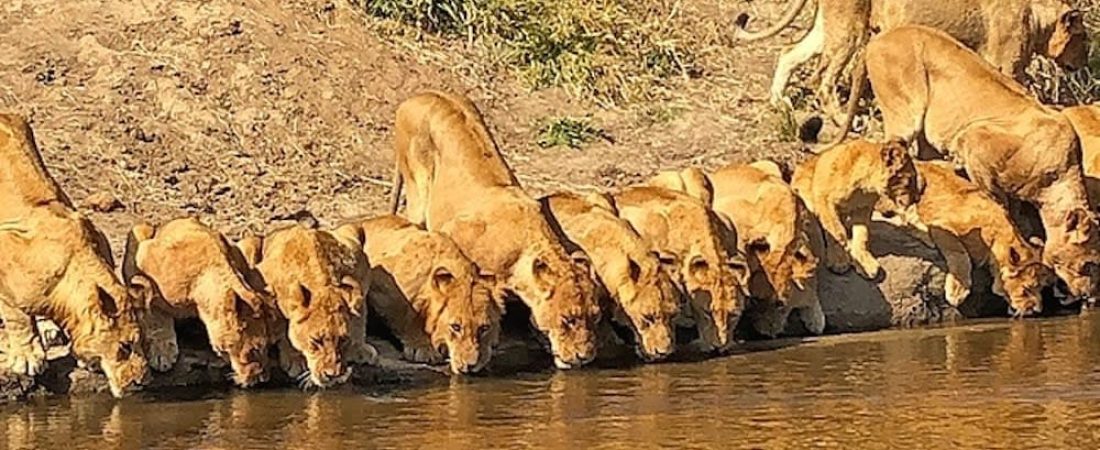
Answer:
642, 314, 656, 327
477, 324, 491, 336
561, 316, 578, 329
310, 337, 323, 350
117, 341, 134, 361
450, 323, 462, 334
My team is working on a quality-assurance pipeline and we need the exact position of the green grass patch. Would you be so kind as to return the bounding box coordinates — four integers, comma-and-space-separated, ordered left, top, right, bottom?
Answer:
358, 0, 701, 105
535, 116, 610, 149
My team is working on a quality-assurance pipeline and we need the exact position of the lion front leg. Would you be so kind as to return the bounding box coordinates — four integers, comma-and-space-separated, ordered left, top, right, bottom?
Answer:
0, 300, 47, 377
816, 200, 854, 274
848, 208, 881, 280
799, 300, 826, 335
929, 228, 973, 307
276, 336, 307, 380
343, 314, 378, 366
142, 307, 179, 372
398, 329, 445, 365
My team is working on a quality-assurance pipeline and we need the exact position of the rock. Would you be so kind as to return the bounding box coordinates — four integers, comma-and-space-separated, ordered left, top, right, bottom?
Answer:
817, 222, 997, 333
82, 192, 124, 213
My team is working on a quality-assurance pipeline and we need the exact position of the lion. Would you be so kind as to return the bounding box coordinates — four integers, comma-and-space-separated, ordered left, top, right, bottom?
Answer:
606, 186, 749, 353
389, 91, 600, 370
877, 162, 1055, 315
240, 224, 376, 388
790, 139, 922, 280
358, 215, 502, 374
848, 25, 1100, 303
121, 217, 274, 387
1060, 105, 1100, 208
0, 113, 149, 397
649, 165, 825, 337
539, 192, 682, 361
735, 0, 1087, 116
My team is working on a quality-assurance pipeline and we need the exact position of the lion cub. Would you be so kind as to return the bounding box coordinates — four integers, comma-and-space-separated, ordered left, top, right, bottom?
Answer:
540, 192, 682, 361
650, 164, 824, 337
390, 91, 600, 370
358, 215, 501, 374
238, 224, 376, 388
122, 217, 273, 387
881, 162, 1055, 315
609, 186, 750, 353
0, 113, 149, 397
791, 139, 922, 279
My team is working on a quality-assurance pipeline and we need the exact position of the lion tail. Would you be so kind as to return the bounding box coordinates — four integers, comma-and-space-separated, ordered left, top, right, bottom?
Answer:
733, 0, 812, 43
389, 166, 404, 215
816, 51, 867, 153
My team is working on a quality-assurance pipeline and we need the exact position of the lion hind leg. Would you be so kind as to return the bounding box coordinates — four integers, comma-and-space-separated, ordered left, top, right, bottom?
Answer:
770, 10, 827, 109
0, 300, 47, 377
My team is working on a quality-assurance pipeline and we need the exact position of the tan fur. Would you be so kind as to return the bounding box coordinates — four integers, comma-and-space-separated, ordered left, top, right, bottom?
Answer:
865, 26, 1100, 301
609, 186, 750, 353
359, 215, 501, 374
390, 91, 600, 369
245, 224, 376, 388
0, 114, 148, 397
889, 162, 1055, 315
791, 139, 922, 280
1060, 105, 1100, 208
741, 0, 1088, 115
710, 164, 825, 337
121, 217, 274, 387
540, 192, 682, 361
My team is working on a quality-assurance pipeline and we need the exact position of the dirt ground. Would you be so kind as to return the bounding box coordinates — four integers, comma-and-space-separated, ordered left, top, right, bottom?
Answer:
1, 0, 811, 251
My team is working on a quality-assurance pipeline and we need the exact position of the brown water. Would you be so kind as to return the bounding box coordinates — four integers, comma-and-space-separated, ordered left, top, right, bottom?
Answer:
7, 314, 1100, 450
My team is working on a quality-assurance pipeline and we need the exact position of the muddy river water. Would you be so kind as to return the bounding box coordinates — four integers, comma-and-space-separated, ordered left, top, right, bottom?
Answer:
8, 314, 1100, 449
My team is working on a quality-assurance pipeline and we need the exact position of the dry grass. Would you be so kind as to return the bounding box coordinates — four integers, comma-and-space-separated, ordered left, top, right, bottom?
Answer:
356, 0, 705, 105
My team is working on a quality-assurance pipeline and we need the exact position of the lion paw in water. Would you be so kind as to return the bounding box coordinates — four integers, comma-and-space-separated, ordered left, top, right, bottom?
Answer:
402, 343, 445, 365
345, 341, 379, 366
145, 335, 180, 372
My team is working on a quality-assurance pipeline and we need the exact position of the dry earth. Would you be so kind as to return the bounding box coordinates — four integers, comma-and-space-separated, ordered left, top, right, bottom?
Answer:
0, 0, 811, 254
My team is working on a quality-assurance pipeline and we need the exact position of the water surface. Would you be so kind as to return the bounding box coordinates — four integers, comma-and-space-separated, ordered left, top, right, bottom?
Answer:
7, 314, 1100, 449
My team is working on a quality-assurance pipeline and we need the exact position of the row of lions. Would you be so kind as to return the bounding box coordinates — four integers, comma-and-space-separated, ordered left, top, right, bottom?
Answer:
4, 76, 1092, 397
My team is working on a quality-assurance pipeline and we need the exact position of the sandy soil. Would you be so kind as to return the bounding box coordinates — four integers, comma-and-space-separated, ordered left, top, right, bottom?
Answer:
0, 0, 808, 252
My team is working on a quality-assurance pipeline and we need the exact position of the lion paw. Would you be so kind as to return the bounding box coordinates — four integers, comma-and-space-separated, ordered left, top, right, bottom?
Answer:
346, 341, 379, 366
279, 350, 307, 379
5, 343, 47, 377
146, 337, 179, 372
824, 248, 852, 274
945, 276, 971, 307
800, 304, 826, 335
852, 254, 881, 280
402, 344, 444, 365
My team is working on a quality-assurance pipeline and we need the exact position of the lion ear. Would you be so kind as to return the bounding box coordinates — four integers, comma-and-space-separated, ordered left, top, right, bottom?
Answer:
95, 285, 122, 319
880, 140, 909, 169
127, 274, 158, 309
1062, 9, 1083, 29
340, 275, 366, 317
1008, 246, 1023, 266
431, 266, 456, 293
627, 258, 642, 284
746, 236, 770, 255
236, 234, 264, 268
726, 257, 752, 296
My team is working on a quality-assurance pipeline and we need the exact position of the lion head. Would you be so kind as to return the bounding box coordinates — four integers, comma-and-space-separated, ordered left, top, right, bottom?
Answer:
424, 266, 502, 374
1044, 207, 1100, 301
613, 254, 681, 361
1046, 9, 1089, 71
71, 279, 150, 398
205, 295, 273, 387
745, 234, 818, 303
257, 227, 368, 388
998, 244, 1055, 317
879, 139, 923, 209
518, 248, 601, 369
660, 248, 749, 353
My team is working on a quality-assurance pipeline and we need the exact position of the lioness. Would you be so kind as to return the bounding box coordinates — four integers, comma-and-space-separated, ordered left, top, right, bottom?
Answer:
736, 0, 1087, 114
121, 217, 273, 386
358, 215, 501, 374
650, 165, 825, 337
390, 91, 600, 369
790, 139, 922, 280
608, 186, 749, 353
0, 114, 149, 397
853, 25, 1100, 302
539, 192, 682, 361
880, 162, 1054, 315
241, 224, 376, 388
